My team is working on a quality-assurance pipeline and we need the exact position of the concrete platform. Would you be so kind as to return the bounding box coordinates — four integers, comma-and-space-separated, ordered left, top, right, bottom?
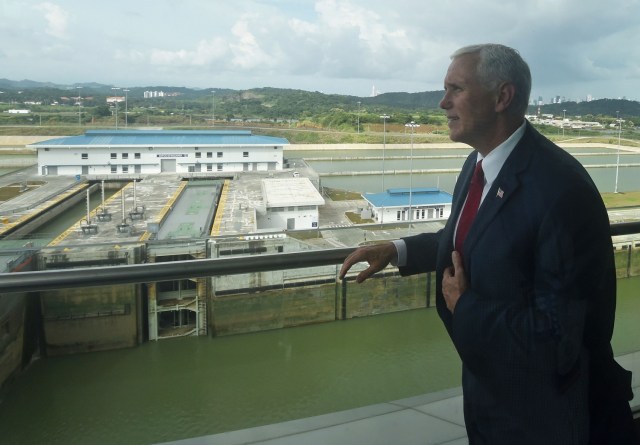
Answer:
158, 351, 640, 445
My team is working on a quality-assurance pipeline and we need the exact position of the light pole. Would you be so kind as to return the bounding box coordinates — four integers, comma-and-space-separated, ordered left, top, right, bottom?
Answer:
77, 86, 82, 127
405, 121, 420, 229
380, 114, 390, 192
112, 87, 120, 129
212, 90, 216, 127
615, 111, 621, 193
123, 88, 129, 127
357, 101, 361, 134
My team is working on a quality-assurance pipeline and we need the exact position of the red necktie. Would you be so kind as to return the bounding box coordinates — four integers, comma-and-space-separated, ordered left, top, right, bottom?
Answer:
455, 160, 484, 253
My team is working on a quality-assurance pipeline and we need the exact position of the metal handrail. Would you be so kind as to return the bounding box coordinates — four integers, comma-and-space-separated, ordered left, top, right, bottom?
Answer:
610, 221, 640, 236
1, 221, 639, 294
0, 247, 356, 293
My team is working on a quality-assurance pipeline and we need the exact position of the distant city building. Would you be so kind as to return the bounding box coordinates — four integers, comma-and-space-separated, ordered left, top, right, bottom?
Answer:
30, 129, 288, 176
526, 115, 603, 130
106, 96, 125, 103
144, 91, 181, 98
362, 188, 453, 224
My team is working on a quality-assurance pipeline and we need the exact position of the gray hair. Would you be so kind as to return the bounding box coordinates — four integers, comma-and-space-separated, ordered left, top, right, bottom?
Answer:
452, 44, 531, 116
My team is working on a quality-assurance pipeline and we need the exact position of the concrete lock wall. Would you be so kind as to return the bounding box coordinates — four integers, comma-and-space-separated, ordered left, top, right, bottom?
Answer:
37, 245, 144, 356
209, 273, 436, 336
41, 284, 139, 355
344, 274, 433, 318
211, 283, 338, 336
0, 296, 27, 391
614, 245, 640, 278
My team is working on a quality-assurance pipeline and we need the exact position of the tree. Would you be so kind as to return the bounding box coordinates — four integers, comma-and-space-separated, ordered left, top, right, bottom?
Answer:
92, 105, 111, 118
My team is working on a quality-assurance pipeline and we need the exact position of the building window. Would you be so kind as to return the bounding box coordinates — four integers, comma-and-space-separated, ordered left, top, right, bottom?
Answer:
110, 153, 117, 159
243, 151, 249, 157
122, 153, 129, 159
397, 211, 401, 221
134, 153, 141, 159
195, 152, 201, 158
81, 153, 88, 159
206, 164, 213, 171
217, 164, 223, 171
207, 152, 212, 158
217, 152, 223, 158
111, 165, 117, 173
122, 165, 129, 173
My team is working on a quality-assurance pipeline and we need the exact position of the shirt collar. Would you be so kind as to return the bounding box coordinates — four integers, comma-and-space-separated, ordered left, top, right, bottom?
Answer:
476, 121, 526, 187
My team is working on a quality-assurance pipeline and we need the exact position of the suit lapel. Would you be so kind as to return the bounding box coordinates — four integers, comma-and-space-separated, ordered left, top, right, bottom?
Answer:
462, 126, 534, 260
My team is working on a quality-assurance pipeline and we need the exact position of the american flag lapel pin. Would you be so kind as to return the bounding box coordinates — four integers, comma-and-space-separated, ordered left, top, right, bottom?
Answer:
496, 188, 504, 198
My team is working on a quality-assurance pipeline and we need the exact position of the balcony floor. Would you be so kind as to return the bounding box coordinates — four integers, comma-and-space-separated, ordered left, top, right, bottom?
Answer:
158, 351, 640, 445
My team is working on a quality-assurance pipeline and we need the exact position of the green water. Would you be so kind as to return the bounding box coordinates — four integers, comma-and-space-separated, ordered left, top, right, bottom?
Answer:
289, 147, 640, 195
1, 277, 639, 445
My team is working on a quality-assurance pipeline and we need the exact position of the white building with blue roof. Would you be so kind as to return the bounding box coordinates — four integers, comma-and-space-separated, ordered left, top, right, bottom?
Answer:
362, 187, 453, 224
30, 129, 288, 176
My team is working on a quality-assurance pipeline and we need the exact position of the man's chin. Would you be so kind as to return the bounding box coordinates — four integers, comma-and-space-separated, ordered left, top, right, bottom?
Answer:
448, 131, 461, 143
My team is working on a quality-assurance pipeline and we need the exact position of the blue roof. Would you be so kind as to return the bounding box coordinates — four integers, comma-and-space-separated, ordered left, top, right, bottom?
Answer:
30, 130, 289, 147
363, 187, 453, 208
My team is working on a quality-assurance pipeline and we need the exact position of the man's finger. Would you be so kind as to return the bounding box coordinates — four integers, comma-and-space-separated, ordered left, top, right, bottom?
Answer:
339, 251, 364, 279
451, 251, 463, 271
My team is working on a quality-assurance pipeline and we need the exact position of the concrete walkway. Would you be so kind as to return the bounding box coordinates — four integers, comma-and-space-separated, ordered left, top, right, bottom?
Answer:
159, 351, 640, 445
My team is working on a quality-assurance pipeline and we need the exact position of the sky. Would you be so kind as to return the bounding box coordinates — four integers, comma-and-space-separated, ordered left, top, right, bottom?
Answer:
1, 0, 639, 102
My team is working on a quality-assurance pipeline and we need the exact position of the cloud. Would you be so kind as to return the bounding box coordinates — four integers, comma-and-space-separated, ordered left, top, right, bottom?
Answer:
147, 37, 228, 67
1, 0, 637, 99
34, 2, 69, 39
229, 19, 275, 70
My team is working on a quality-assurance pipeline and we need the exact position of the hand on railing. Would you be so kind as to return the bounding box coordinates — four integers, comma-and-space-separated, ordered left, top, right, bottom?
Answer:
339, 242, 397, 284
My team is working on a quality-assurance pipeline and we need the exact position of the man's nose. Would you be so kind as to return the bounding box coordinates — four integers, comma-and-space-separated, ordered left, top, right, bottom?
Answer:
439, 93, 449, 110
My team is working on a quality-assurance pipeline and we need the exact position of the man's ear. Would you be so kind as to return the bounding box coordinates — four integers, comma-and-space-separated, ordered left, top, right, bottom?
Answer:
495, 82, 516, 113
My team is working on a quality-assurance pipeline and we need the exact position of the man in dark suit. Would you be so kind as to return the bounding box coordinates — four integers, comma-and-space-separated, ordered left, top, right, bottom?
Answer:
339, 44, 637, 444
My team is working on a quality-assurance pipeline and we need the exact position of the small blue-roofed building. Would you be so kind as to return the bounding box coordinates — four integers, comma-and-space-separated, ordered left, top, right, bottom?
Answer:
362, 187, 453, 223
29, 129, 288, 176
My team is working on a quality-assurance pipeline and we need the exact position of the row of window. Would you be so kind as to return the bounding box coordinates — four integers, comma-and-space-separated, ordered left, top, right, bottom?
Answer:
82, 152, 251, 159
82, 153, 143, 160
268, 205, 316, 212
395, 206, 445, 221
107, 164, 229, 173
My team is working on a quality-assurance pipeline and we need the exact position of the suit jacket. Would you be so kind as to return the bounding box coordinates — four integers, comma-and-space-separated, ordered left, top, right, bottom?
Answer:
399, 122, 633, 444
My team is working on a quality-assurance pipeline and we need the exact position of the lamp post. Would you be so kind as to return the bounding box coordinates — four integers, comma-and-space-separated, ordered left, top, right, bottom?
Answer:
212, 90, 216, 127
405, 121, 420, 229
111, 87, 120, 130
123, 88, 129, 127
615, 111, 621, 193
380, 114, 390, 192
77, 86, 82, 127
357, 101, 361, 134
